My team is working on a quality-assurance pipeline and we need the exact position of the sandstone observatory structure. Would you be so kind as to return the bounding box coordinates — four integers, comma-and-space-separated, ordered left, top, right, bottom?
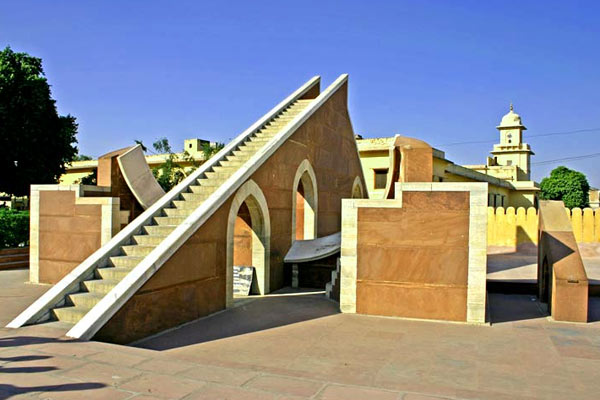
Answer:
339, 135, 488, 324
9, 75, 367, 343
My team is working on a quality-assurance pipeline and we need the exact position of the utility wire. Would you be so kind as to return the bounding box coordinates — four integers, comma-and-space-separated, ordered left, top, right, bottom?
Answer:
531, 152, 600, 166
437, 127, 600, 147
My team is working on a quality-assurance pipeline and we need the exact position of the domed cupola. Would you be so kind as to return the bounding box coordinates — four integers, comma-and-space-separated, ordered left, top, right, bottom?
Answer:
497, 103, 526, 130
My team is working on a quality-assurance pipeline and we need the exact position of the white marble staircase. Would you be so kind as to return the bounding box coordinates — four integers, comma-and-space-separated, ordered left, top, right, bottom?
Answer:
8, 74, 350, 341
47, 99, 313, 328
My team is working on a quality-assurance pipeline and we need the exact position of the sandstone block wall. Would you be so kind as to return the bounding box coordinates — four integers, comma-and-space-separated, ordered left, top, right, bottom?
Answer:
340, 182, 488, 324
30, 185, 121, 284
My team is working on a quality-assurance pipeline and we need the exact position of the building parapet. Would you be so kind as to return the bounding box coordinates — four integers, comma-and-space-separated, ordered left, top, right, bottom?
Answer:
446, 163, 513, 190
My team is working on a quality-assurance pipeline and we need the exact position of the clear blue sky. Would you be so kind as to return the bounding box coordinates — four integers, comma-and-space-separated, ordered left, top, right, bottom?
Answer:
2, 1, 599, 184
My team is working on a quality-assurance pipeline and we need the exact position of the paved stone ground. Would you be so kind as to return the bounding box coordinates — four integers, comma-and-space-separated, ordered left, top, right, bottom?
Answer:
487, 248, 600, 284
1, 287, 599, 399
0, 269, 49, 327
2, 269, 600, 399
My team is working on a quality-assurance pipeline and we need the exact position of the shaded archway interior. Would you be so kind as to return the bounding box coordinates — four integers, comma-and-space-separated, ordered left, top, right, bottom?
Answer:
293, 170, 317, 241
295, 181, 305, 240
233, 197, 265, 296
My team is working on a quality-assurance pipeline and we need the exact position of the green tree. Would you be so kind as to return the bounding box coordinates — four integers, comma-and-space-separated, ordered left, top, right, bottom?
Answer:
540, 166, 590, 209
0, 47, 78, 196
72, 154, 92, 161
201, 141, 224, 159
0, 208, 29, 248
150, 138, 200, 192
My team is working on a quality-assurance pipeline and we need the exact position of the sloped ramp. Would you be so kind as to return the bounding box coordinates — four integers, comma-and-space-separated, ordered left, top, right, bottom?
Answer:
8, 74, 352, 342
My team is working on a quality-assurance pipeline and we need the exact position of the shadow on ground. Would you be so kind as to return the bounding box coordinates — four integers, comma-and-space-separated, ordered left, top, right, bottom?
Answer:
487, 252, 537, 275
489, 293, 600, 324
488, 293, 547, 324
0, 335, 105, 399
135, 289, 339, 351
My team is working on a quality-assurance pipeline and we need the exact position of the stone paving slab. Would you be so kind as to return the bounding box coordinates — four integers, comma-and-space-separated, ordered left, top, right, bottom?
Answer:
0, 269, 49, 327
487, 248, 600, 284
2, 269, 600, 399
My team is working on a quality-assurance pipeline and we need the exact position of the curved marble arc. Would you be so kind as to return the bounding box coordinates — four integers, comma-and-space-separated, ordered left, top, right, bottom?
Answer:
284, 231, 341, 263
117, 144, 166, 209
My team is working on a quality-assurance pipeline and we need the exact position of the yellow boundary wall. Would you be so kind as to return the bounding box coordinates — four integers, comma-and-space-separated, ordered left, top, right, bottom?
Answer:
488, 207, 600, 247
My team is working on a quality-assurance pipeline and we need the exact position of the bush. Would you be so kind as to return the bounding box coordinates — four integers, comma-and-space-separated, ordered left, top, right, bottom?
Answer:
540, 166, 590, 209
0, 208, 29, 248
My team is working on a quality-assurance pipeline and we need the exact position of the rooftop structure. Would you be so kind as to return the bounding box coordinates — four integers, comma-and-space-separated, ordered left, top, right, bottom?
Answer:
59, 138, 217, 185
356, 105, 540, 208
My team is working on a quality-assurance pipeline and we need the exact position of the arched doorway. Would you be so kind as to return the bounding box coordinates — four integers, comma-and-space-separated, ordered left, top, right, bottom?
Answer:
351, 176, 365, 199
226, 180, 270, 308
292, 160, 318, 241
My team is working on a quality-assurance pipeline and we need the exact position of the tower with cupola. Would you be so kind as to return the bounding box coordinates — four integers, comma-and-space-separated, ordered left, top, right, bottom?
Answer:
490, 104, 534, 181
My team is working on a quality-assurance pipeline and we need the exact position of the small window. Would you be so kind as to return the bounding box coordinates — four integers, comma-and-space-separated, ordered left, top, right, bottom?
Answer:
506, 160, 512, 166
189, 143, 193, 148
374, 169, 388, 189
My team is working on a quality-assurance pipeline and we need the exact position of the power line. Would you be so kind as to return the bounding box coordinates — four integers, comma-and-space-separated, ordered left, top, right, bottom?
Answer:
437, 127, 600, 147
532, 152, 600, 166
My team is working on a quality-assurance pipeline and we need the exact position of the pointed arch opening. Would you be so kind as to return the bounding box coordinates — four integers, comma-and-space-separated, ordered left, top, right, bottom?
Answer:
226, 180, 270, 308
351, 176, 365, 199
292, 160, 318, 242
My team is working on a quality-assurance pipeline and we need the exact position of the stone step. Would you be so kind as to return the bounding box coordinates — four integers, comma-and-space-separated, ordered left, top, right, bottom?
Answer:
110, 255, 143, 268
143, 225, 177, 236
219, 159, 246, 168
172, 200, 203, 210
232, 149, 255, 158
0, 248, 28, 256
189, 184, 212, 194
0, 260, 29, 270
38, 321, 75, 331
163, 207, 192, 217
0, 253, 29, 262
211, 165, 239, 174
205, 171, 234, 181
67, 292, 104, 309
121, 244, 155, 257
53, 306, 90, 324
198, 179, 224, 188
225, 154, 251, 163
246, 136, 273, 143
96, 266, 132, 281
239, 142, 264, 150
258, 126, 284, 134
82, 279, 119, 295
270, 117, 295, 123
153, 216, 185, 226
253, 133, 278, 141
280, 110, 304, 117
266, 117, 293, 124
133, 234, 166, 246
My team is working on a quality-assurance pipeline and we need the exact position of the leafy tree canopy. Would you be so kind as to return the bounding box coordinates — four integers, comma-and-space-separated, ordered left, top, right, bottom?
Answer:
539, 166, 590, 209
72, 154, 92, 161
145, 138, 223, 192
0, 46, 78, 196
201, 141, 224, 159
149, 138, 199, 192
